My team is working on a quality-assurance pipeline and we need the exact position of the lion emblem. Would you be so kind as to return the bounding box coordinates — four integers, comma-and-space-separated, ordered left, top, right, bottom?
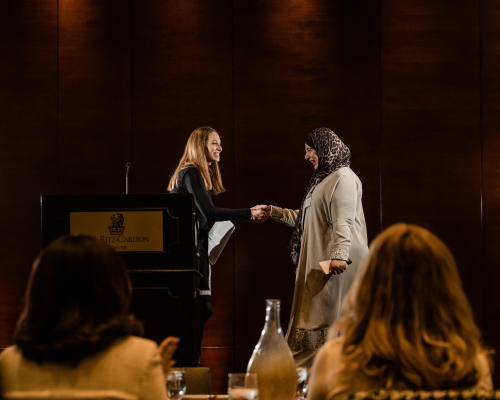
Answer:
108, 213, 125, 235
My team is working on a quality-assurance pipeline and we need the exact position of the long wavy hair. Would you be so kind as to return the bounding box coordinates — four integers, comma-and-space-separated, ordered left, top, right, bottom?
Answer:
167, 126, 225, 195
335, 223, 487, 390
14, 234, 142, 365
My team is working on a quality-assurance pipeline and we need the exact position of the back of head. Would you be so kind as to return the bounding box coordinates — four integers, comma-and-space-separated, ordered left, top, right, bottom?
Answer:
340, 223, 483, 390
15, 234, 142, 365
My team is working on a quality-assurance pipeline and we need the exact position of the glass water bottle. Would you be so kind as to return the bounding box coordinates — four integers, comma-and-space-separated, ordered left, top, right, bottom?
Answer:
247, 299, 297, 400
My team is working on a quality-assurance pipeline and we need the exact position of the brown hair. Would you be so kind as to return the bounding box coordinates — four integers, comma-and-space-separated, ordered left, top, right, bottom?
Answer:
336, 223, 487, 390
167, 126, 225, 195
14, 234, 142, 365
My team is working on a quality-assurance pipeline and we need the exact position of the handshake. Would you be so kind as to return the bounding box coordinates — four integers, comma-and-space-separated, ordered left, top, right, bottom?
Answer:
250, 204, 270, 223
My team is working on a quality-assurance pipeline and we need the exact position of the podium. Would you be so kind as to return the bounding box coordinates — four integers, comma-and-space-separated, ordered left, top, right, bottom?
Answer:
40, 194, 201, 366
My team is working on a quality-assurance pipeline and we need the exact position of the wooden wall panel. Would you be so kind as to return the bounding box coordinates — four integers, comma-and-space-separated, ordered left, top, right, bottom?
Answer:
380, 1, 482, 320
0, 0, 58, 347
131, 0, 234, 196
58, 1, 132, 194
481, 0, 500, 346
232, 0, 381, 368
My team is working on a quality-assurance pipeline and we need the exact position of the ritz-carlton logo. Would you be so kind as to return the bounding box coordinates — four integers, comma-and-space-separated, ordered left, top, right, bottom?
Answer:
100, 213, 150, 244
109, 213, 125, 235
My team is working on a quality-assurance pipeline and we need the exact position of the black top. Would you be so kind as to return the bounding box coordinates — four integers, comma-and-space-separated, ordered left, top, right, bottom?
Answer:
170, 166, 251, 229
170, 166, 251, 292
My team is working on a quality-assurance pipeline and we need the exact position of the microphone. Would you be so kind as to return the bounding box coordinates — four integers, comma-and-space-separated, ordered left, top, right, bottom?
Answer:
126, 162, 131, 194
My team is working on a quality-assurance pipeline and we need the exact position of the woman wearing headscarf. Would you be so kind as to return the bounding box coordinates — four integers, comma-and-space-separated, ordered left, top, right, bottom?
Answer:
254, 127, 369, 367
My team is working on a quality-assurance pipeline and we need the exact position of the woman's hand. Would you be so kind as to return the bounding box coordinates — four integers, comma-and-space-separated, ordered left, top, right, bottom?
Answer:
252, 205, 270, 214
251, 205, 270, 223
158, 336, 180, 376
329, 260, 347, 275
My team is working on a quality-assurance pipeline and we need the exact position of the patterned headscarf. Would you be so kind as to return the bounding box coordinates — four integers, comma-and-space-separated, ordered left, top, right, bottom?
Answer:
289, 128, 351, 265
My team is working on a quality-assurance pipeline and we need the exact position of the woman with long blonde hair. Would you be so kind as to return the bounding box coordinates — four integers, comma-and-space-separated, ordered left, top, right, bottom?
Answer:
307, 223, 492, 400
168, 126, 266, 363
168, 126, 226, 196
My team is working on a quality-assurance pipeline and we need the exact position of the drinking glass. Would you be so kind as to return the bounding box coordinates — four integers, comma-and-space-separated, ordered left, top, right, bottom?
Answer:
228, 372, 259, 400
294, 367, 308, 400
166, 368, 186, 400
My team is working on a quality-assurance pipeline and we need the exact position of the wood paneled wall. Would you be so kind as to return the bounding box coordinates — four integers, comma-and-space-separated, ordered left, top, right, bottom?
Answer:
58, 0, 132, 195
0, 0, 58, 344
381, 0, 483, 314
1, 0, 500, 393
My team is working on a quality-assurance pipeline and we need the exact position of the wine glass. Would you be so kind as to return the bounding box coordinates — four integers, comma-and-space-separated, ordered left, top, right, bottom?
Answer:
166, 368, 186, 400
294, 367, 307, 400
228, 373, 259, 400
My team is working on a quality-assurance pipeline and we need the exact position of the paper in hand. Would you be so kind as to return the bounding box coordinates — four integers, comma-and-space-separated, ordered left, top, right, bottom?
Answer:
208, 221, 235, 265
319, 259, 352, 274
319, 260, 331, 274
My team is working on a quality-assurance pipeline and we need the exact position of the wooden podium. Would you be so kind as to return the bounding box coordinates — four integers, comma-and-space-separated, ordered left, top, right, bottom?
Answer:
40, 194, 201, 366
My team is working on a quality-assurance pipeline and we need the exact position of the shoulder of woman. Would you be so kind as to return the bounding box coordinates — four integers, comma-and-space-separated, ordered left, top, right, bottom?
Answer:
335, 166, 353, 176
117, 335, 158, 348
320, 168, 352, 188
474, 350, 494, 390
100, 336, 161, 369
109, 336, 159, 357
177, 166, 203, 184
315, 337, 344, 368
476, 350, 492, 374
0, 345, 20, 363
324, 337, 344, 355
181, 164, 198, 172
327, 167, 361, 186
309, 338, 346, 400
183, 165, 202, 177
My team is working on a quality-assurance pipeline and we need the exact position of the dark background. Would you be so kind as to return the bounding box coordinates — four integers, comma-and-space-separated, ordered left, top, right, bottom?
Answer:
1, 0, 500, 393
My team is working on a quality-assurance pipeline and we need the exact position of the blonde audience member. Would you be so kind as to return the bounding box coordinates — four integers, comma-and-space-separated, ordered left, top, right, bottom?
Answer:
0, 234, 178, 400
308, 223, 492, 400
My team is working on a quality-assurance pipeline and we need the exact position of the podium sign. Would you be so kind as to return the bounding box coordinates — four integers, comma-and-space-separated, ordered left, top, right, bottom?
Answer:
70, 211, 163, 252
41, 194, 200, 367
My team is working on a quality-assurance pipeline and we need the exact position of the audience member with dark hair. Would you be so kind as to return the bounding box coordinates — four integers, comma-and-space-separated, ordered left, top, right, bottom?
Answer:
307, 223, 493, 400
0, 234, 178, 400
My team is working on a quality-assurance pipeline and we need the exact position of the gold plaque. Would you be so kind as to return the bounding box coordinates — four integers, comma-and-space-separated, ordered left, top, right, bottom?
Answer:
70, 211, 163, 252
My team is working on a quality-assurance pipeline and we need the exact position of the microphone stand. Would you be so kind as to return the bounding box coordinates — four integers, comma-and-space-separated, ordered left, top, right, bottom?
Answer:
126, 162, 131, 194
